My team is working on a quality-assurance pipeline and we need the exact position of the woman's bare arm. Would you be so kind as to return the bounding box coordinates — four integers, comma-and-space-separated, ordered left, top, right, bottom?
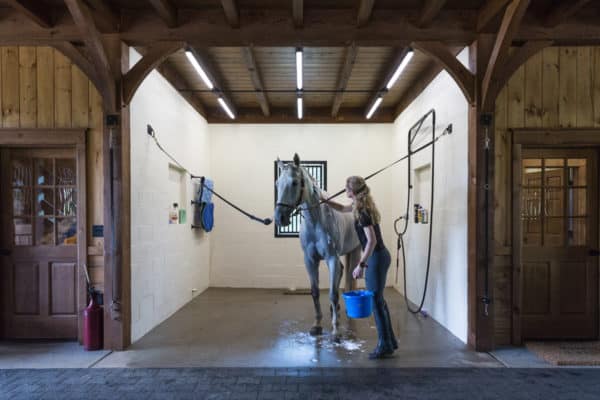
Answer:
320, 192, 352, 212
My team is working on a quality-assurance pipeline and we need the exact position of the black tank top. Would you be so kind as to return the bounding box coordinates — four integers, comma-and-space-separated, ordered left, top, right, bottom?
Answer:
354, 210, 385, 251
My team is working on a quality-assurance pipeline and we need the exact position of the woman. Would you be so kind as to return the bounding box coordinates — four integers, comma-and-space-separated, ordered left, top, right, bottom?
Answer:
323, 176, 398, 359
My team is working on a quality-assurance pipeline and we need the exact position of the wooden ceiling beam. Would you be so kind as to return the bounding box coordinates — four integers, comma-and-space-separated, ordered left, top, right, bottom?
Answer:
481, 0, 531, 111
413, 41, 475, 104
221, 0, 240, 28
86, 0, 120, 32
147, 0, 178, 28
206, 107, 395, 123
64, 0, 116, 112
241, 47, 270, 116
477, 0, 511, 32
416, 0, 447, 28
292, 0, 303, 28
5, 7, 600, 46
543, 0, 591, 28
357, 0, 375, 27
123, 41, 184, 105
53, 41, 103, 93
4, 0, 53, 28
364, 47, 412, 118
331, 43, 358, 117
187, 47, 237, 117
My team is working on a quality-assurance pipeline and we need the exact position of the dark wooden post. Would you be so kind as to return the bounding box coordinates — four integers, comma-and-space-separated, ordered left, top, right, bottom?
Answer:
468, 34, 496, 351
102, 37, 131, 350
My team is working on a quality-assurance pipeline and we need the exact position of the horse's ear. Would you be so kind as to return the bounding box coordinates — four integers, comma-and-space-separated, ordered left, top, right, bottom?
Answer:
276, 157, 285, 173
293, 153, 300, 167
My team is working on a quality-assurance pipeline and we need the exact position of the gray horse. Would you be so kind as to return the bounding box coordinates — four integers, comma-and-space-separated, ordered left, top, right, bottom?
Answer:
274, 154, 362, 337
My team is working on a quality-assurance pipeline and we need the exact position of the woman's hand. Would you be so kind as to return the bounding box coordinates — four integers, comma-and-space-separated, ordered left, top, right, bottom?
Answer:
352, 265, 364, 279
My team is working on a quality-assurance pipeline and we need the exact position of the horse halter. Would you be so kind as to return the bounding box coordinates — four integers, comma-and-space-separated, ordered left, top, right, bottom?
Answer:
276, 175, 306, 212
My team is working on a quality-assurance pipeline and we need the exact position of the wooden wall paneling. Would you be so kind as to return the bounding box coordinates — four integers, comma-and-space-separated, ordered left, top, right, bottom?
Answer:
507, 64, 525, 128
542, 47, 559, 128
2, 47, 20, 128
576, 47, 594, 127
71, 65, 89, 128
36, 47, 54, 128
18, 47, 37, 128
524, 51, 542, 128
558, 47, 577, 128
594, 48, 600, 127
54, 51, 72, 128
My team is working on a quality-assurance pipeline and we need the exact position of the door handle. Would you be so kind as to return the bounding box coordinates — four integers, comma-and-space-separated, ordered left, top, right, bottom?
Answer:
589, 249, 600, 257
0, 248, 10, 256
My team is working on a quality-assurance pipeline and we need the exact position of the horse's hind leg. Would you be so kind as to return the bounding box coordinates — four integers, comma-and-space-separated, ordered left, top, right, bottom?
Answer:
304, 254, 323, 336
344, 248, 361, 292
326, 255, 343, 339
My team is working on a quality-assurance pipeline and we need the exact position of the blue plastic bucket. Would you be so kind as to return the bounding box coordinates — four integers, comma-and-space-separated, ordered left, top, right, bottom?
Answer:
342, 290, 374, 319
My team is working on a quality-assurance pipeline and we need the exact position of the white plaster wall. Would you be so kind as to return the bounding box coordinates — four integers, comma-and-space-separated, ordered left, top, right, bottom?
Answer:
209, 124, 395, 289
391, 48, 470, 342
129, 48, 211, 342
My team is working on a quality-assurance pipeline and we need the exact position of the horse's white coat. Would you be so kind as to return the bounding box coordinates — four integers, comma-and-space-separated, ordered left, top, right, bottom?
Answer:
275, 156, 362, 337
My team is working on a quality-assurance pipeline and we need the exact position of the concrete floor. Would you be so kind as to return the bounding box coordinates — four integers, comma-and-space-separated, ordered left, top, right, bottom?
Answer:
0, 341, 110, 369
95, 288, 500, 368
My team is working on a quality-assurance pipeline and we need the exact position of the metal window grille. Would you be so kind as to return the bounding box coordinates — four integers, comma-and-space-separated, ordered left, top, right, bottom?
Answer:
274, 160, 327, 238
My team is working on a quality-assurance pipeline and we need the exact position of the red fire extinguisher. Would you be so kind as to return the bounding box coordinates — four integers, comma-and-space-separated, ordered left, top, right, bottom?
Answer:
83, 295, 103, 351
83, 264, 103, 351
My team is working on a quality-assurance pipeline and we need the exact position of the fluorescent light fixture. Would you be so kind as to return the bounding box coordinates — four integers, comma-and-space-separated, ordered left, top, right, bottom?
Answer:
385, 49, 414, 90
297, 97, 303, 120
296, 48, 303, 89
185, 50, 214, 90
218, 97, 235, 119
366, 96, 383, 119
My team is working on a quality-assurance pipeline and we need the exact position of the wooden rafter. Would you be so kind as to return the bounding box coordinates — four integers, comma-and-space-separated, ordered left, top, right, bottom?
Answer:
483, 40, 553, 110
481, 0, 531, 111
544, 0, 591, 28
241, 47, 270, 116
187, 47, 237, 117
221, 0, 240, 28
292, 0, 303, 28
477, 0, 511, 31
86, 0, 120, 32
64, 0, 116, 112
147, 0, 178, 28
413, 41, 475, 104
331, 43, 358, 117
53, 41, 103, 93
4, 7, 600, 46
122, 42, 184, 105
363, 47, 412, 116
4, 0, 53, 28
416, 0, 447, 28
357, 0, 375, 27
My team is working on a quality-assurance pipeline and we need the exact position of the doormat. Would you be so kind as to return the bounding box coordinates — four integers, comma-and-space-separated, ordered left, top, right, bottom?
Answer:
526, 341, 600, 366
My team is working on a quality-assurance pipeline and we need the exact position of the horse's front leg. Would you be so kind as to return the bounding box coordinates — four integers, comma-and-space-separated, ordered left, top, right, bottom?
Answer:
326, 255, 342, 339
304, 252, 323, 336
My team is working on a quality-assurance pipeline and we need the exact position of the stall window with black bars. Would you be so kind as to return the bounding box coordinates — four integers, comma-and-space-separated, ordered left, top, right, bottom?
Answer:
274, 161, 327, 237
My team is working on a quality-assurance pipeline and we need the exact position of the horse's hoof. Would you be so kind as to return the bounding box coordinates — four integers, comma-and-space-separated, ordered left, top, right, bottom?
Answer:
332, 335, 341, 344
310, 326, 323, 336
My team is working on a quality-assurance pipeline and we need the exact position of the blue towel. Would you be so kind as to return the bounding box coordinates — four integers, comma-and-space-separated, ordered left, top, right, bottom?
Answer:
200, 178, 214, 203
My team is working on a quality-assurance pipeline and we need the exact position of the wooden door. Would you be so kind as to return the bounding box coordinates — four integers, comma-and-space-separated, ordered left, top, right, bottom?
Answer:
1, 148, 81, 339
519, 149, 599, 339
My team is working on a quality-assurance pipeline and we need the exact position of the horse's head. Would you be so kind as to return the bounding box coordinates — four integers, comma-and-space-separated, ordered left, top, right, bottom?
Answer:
274, 153, 304, 227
